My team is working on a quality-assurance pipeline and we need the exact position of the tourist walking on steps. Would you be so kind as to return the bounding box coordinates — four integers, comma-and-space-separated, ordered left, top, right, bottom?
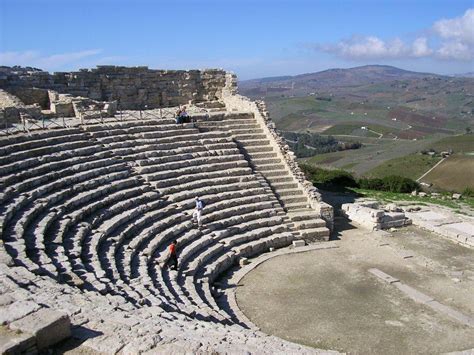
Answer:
193, 196, 205, 228
163, 240, 178, 270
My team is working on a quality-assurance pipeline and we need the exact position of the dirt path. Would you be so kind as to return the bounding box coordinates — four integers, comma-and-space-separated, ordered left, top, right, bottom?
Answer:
417, 156, 448, 181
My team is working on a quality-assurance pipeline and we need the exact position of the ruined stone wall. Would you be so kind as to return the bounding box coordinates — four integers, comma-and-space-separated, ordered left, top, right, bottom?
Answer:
0, 66, 228, 110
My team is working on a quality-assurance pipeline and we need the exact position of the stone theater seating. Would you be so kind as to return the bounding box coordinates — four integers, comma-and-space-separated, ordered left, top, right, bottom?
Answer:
0, 67, 333, 354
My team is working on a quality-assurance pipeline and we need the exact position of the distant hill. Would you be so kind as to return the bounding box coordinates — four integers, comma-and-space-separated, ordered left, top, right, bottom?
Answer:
244, 65, 474, 192
240, 65, 445, 97
451, 72, 474, 78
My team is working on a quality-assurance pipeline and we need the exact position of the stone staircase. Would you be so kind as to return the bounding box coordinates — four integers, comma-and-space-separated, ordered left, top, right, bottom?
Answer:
196, 111, 330, 242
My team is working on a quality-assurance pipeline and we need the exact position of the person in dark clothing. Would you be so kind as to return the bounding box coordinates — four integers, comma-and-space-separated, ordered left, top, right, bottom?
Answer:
175, 106, 189, 124
163, 240, 178, 270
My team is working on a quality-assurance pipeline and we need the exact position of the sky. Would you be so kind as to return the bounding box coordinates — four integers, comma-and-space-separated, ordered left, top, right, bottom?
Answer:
0, 0, 473, 80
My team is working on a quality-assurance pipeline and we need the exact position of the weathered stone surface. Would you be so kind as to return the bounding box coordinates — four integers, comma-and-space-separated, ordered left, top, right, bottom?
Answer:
1, 66, 228, 110
426, 300, 474, 327
0, 301, 41, 325
0, 68, 337, 354
341, 202, 410, 230
0, 329, 36, 355
9, 308, 71, 349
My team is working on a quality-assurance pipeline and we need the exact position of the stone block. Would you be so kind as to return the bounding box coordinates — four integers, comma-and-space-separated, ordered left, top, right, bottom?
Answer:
368, 268, 400, 284
292, 240, 305, 248
385, 203, 401, 212
9, 308, 71, 349
239, 257, 249, 266
50, 101, 74, 117
371, 210, 385, 218
82, 334, 126, 354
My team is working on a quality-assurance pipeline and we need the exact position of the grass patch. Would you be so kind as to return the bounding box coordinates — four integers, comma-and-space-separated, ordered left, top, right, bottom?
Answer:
429, 135, 474, 153
341, 162, 358, 170
421, 154, 474, 192
365, 154, 442, 180
277, 113, 308, 131
352, 188, 466, 210
322, 122, 398, 137
302, 151, 345, 165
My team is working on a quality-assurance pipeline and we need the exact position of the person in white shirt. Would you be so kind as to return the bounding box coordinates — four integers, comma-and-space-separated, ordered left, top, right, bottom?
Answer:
192, 196, 204, 228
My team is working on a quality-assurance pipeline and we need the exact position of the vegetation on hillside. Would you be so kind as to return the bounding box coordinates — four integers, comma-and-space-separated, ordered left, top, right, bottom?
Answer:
366, 154, 442, 180
355, 188, 474, 211
300, 164, 358, 190
428, 134, 474, 153
300, 164, 419, 193
421, 154, 474, 191
358, 176, 419, 193
280, 131, 361, 158
247, 66, 473, 194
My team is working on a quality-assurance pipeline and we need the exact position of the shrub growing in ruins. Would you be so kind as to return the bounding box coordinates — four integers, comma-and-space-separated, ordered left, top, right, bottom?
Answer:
463, 187, 474, 197
358, 177, 385, 190
300, 164, 358, 189
381, 175, 419, 193
301, 164, 419, 193
359, 175, 419, 193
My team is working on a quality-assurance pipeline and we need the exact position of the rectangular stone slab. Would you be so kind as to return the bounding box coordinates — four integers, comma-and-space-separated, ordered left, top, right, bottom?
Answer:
426, 300, 474, 327
393, 283, 434, 304
368, 268, 400, 284
443, 222, 474, 237
9, 308, 71, 349
292, 240, 305, 248
414, 211, 446, 221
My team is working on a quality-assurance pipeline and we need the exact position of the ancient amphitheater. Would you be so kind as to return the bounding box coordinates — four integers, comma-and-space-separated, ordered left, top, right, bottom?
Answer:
0, 66, 335, 353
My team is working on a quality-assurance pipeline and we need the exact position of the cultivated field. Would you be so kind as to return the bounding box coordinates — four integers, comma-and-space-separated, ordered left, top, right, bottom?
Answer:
429, 135, 474, 153
268, 95, 465, 140
255, 67, 473, 192
421, 154, 474, 191
365, 154, 442, 180
301, 137, 440, 176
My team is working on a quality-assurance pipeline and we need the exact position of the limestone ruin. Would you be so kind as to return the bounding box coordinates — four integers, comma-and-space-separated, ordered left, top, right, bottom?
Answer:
0, 66, 334, 353
341, 201, 412, 230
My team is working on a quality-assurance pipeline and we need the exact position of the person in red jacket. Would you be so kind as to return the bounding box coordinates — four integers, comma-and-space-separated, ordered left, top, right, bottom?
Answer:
163, 240, 178, 270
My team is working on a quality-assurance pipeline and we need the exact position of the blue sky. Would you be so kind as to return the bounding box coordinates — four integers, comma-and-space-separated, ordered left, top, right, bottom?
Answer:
1, 0, 473, 79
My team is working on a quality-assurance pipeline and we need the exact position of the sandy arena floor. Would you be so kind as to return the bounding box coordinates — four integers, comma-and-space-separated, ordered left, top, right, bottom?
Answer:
236, 219, 474, 354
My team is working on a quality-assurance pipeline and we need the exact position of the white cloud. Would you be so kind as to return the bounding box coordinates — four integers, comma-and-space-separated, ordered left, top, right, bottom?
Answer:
432, 8, 474, 60
411, 37, 433, 57
321, 36, 432, 60
0, 49, 103, 70
436, 41, 473, 60
317, 8, 474, 62
433, 8, 474, 44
